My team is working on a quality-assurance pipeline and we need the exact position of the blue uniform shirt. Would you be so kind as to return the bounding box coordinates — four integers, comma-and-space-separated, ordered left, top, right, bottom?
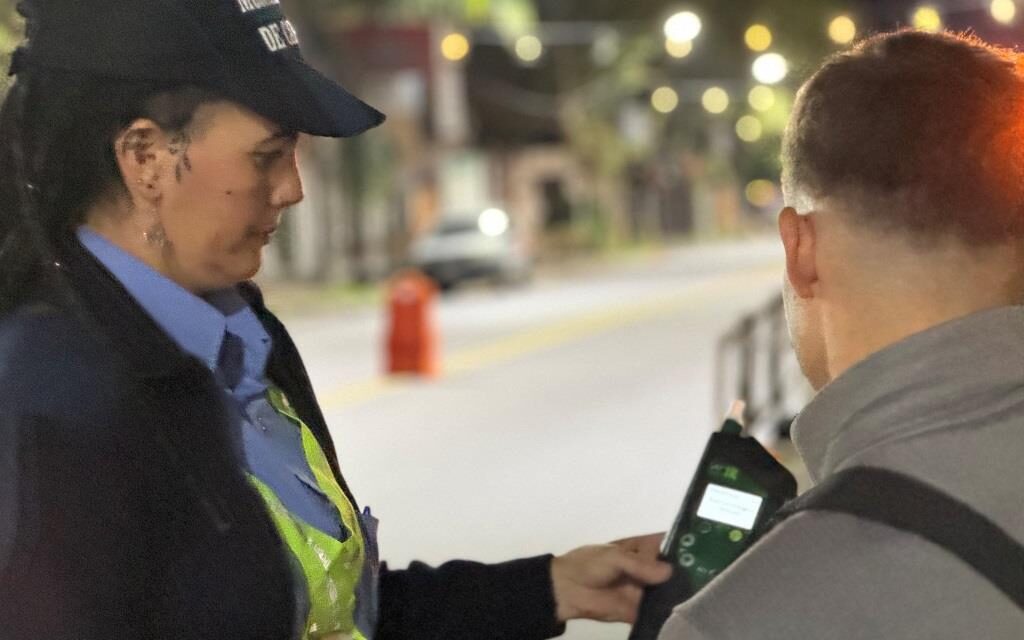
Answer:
77, 227, 344, 540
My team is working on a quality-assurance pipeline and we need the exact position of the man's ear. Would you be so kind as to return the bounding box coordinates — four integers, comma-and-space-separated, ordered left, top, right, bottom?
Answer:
779, 207, 818, 299
113, 119, 169, 209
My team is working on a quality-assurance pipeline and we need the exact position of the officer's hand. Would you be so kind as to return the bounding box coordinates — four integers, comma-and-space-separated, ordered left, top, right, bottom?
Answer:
550, 533, 672, 624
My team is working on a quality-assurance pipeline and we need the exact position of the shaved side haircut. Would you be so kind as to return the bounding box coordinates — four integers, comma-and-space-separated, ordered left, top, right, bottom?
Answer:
783, 30, 1024, 245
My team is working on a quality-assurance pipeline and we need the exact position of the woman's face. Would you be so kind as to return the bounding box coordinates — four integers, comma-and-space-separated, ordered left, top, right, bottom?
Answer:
139, 101, 303, 292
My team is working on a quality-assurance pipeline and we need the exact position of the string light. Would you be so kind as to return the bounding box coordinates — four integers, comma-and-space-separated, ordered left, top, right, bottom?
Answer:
828, 15, 857, 45
912, 6, 943, 32
651, 86, 680, 113
440, 32, 471, 61
746, 180, 778, 208
665, 38, 694, 58
748, 85, 776, 112
514, 35, 544, 63
744, 24, 773, 52
702, 87, 730, 114
991, 0, 1017, 24
664, 11, 703, 43
752, 53, 789, 85
736, 116, 763, 142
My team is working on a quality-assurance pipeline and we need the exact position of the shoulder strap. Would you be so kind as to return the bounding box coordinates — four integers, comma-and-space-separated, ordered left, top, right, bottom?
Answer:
769, 466, 1024, 609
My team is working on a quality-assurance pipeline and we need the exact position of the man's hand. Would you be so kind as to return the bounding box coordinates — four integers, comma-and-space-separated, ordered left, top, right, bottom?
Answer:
550, 533, 672, 624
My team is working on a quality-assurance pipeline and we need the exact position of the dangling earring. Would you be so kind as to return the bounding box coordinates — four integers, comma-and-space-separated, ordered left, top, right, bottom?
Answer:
136, 177, 169, 248
144, 204, 169, 249
143, 220, 168, 248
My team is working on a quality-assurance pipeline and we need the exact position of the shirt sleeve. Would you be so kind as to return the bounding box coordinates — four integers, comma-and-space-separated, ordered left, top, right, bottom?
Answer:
377, 554, 566, 640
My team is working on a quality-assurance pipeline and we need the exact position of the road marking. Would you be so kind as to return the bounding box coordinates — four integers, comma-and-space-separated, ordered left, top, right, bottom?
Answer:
319, 264, 781, 411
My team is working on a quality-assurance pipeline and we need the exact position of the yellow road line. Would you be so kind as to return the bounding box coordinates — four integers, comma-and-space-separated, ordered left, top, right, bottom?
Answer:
319, 264, 781, 411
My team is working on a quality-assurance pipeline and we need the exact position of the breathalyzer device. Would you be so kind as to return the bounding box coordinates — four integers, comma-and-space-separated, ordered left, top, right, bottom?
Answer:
629, 402, 797, 640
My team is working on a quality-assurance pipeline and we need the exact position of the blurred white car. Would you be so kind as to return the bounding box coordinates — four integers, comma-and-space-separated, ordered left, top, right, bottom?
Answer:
410, 208, 532, 290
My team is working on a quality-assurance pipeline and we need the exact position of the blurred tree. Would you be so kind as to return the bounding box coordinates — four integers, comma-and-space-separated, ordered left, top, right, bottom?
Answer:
295, 0, 534, 25
310, 0, 853, 243
290, 0, 865, 254
0, 0, 23, 94
527, 0, 849, 238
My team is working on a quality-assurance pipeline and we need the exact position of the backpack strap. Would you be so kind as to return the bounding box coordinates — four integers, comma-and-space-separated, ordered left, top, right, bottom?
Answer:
768, 466, 1024, 608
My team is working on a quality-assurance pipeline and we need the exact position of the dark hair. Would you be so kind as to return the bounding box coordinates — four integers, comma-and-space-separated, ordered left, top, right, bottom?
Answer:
0, 67, 217, 313
782, 30, 1024, 245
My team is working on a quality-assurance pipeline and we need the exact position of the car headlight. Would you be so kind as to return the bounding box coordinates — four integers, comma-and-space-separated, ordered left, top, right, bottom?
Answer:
478, 208, 510, 237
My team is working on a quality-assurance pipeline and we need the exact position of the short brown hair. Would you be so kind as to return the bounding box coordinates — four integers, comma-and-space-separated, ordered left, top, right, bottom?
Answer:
783, 30, 1024, 245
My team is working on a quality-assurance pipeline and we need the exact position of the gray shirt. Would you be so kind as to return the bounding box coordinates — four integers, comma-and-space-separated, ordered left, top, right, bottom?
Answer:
659, 305, 1024, 640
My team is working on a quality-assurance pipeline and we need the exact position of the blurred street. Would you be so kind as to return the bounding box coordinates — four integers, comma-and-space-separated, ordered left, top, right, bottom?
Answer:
2, 0, 1020, 637
280, 236, 785, 640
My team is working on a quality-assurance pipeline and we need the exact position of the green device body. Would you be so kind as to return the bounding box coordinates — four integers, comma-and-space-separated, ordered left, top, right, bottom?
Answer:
629, 418, 797, 640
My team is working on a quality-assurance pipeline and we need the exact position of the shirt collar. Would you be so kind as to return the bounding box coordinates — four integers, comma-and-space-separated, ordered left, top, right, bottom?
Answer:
792, 305, 1024, 484
76, 227, 271, 376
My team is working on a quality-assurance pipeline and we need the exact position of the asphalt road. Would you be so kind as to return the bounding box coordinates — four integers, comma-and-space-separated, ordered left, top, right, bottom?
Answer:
271, 237, 789, 640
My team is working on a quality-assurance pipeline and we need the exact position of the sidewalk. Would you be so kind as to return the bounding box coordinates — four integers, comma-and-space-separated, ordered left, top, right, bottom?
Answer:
254, 278, 384, 319
257, 233, 778, 319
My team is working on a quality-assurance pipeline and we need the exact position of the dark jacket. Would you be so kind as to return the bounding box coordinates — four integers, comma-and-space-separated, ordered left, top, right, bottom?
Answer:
0, 240, 564, 640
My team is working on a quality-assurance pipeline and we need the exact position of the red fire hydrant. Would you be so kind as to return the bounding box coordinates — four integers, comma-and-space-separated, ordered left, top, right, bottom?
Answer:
385, 270, 439, 377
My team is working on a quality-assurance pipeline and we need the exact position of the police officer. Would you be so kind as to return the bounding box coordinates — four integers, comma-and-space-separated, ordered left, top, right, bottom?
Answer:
0, 1, 670, 638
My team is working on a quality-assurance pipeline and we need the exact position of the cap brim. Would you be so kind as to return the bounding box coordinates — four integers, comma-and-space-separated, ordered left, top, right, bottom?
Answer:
285, 59, 386, 137
228, 57, 385, 138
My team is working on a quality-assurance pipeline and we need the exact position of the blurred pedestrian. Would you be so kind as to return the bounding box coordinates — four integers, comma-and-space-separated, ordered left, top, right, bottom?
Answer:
0, 1, 669, 639
658, 29, 1024, 640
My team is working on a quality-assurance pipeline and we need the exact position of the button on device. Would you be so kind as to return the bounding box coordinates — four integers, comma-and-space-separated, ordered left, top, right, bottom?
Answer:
728, 529, 745, 543
698, 522, 713, 534
680, 553, 695, 568
680, 534, 696, 547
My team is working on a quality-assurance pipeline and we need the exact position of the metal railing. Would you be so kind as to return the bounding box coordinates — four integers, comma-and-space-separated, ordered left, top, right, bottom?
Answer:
714, 293, 810, 440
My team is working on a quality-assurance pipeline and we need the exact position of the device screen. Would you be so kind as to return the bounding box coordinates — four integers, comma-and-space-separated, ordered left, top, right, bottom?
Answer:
696, 483, 764, 530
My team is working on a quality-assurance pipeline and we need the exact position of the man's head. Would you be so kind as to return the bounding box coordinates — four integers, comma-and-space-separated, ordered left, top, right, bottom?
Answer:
779, 30, 1024, 389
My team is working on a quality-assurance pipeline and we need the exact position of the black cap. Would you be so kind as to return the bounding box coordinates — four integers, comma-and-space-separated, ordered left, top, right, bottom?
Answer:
10, 0, 385, 138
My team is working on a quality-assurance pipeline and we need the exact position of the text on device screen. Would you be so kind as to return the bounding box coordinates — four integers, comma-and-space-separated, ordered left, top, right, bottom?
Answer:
696, 484, 764, 530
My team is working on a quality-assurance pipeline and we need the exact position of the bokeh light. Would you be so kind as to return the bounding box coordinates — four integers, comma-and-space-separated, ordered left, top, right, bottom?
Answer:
478, 208, 510, 237
745, 180, 778, 208
702, 87, 730, 114
514, 35, 544, 63
664, 11, 703, 43
752, 53, 789, 85
651, 86, 680, 114
744, 24, 773, 52
736, 116, 764, 143
665, 38, 694, 59
912, 6, 943, 32
748, 85, 776, 112
991, 0, 1017, 24
828, 15, 858, 45
592, 29, 621, 66
440, 32, 471, 62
